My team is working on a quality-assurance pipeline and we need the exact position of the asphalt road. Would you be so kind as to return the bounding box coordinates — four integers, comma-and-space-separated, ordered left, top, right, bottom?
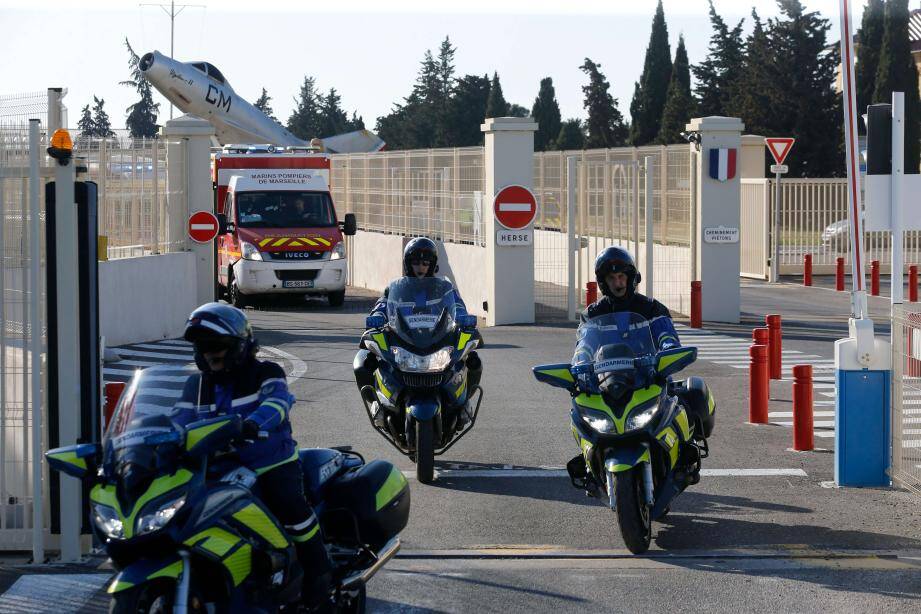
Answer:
7, 284, 920, 613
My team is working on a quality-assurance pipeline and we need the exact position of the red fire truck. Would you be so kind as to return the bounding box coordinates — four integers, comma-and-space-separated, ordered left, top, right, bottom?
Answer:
212, 145, 356, 307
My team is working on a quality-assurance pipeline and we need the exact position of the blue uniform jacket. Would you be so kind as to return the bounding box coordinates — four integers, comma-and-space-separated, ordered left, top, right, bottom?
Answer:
581, 293, 681, 349
170, 359, 297, 474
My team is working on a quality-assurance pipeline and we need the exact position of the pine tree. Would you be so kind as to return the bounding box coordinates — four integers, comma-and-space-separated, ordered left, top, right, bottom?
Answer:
532, 77, 562, 151
856, 0, 886, 129
77, 104, 95, 136
433, 37, 457, 146
874, 0, 920, 172
253, 88, 279, 123
691, 0, 745, 117
507, 104, 529, 117
555, 119, 585, 150
287, 76, 323, 140
122, 38, 159, 138
657, 35, 694, 144
485, 72, 509, 118
318, 88, 350, 137
630, 0, 673, 145
580, 58, 628, 148
348, 111, 365, 131
768, 0, 842, 177
734, 9, 778, 137
445, 74, 491, 146
91, 96, 115, 138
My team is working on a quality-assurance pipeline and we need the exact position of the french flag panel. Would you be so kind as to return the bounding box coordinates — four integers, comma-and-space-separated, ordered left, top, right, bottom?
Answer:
708, 148, 737, 182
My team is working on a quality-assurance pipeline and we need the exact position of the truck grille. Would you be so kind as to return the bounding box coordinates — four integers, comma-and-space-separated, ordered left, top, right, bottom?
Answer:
266, 251, 326, 261
401, 372, 446, 388
275, 269, 319, 281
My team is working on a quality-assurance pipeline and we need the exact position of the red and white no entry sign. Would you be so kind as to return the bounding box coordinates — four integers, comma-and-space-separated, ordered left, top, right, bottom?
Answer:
765, 137, 795, 165
493, 185, 537, 230
188, 210, 220, 243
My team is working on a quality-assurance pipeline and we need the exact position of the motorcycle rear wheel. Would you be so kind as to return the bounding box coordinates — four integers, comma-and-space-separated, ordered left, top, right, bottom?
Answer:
614, 467, 652, 554
415, 420, 435, 484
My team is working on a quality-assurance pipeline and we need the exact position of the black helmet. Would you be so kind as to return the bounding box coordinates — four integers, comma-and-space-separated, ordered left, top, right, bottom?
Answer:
403, 237, 438, 277
594, 246, 641, 299
183, 302, 256, 372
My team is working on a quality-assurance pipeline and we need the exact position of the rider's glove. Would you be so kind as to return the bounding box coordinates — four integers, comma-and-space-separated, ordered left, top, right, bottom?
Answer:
242, 419, 262, 441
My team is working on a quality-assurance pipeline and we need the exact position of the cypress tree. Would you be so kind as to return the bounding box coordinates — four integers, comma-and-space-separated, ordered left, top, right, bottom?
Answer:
874, 0, 920, 172
122, 38, 159, 138
318, 88, 349, 137
446, 74, 491, 146
657, 35, 694, 144
532, 77, 562, 151
555, 119, 585, 150
485, 72, 509, 118
287, 76, 323, 140
691, 0, 745, 117
434, 37, 457, 146
735, 9, 778, 137
857, 0, 886, 128
253, 88, 279, 123
91, 96, 115, 138
580, 58, 628, 148
769, 0, 842, 177
630, 0, 673, 145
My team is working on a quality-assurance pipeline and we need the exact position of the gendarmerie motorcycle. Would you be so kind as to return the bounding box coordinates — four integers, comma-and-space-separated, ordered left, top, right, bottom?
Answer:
355, 277, 483, 484
533, 312, 715, 554
46, 364, 409, 613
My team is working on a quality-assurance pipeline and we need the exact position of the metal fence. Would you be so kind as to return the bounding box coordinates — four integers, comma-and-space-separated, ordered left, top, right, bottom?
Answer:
75, 132, 186, 259
892, 303, 921, 494
533, 145, 694, 319
0, 92, 49, 131
757, 177, 921, 275
330, 147, 486, 245
0, 126, 48, 552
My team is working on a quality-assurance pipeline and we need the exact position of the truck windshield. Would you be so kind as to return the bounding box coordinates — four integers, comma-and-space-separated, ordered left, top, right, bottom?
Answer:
235, 191, 336, 228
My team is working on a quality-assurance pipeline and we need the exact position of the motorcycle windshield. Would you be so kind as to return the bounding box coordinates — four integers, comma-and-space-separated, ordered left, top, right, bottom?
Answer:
386, 277, 458, 348
574, 312, 658, 366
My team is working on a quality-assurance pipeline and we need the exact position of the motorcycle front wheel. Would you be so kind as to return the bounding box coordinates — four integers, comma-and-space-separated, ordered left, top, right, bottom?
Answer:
614, 466, 652, 554
109, 580, 176, 614
415, 419, 435, 484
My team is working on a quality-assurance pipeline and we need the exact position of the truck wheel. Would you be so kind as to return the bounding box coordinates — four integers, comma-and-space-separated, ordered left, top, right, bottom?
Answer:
327, 289, 345, 307
229, 272, 248, 309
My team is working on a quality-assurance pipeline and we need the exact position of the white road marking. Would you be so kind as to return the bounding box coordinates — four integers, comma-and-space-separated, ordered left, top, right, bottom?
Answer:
769, 411, 836, 418
110, 348, 194, 361
401, 468, 808, 479
0, 574, 111, 612
260, 345, 307, 382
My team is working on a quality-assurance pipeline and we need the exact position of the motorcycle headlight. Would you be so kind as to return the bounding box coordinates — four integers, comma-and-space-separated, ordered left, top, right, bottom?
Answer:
578, 407, 617, 434
135, 495, 186, 536
241, 241, 263, 261
392, 346, 453, 373
625, 405, 660, 431
92, 503, 124, 539
330, 241, 346, 260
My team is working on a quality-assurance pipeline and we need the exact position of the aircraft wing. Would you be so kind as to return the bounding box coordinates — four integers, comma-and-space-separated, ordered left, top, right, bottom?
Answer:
320, 130, 386, 153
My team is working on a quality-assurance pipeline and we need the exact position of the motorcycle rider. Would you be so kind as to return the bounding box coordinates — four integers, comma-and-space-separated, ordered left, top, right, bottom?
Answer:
353, 237, 483, 428
170, 302, 334, 610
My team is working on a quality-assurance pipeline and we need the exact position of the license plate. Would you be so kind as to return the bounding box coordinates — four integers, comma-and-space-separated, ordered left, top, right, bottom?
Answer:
283, 280, 314, 288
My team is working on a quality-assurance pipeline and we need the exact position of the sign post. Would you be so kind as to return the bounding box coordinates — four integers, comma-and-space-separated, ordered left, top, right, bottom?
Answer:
765, 137, 794, 282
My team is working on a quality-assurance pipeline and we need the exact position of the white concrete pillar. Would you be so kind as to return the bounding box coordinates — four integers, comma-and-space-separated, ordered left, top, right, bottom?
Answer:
161, 115, 216, 306
740, 134, 766, 179
686, 116, 744, 323
480, 117, 538, 326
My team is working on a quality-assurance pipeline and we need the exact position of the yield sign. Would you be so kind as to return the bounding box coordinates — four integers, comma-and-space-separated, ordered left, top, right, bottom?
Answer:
765, 137, 795, 165
188, 210, 220, 243
493, 185, 538, 230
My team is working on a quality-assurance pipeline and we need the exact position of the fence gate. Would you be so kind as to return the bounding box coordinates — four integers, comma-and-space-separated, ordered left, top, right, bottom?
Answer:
740, 179, 770, 279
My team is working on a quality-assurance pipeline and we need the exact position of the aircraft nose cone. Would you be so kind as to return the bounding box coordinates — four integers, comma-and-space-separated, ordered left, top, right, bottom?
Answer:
139, 52, 155, 72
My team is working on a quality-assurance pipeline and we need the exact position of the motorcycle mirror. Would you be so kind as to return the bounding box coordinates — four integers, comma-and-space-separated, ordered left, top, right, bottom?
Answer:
571, 363, 593, 376
366, 314, 386, 329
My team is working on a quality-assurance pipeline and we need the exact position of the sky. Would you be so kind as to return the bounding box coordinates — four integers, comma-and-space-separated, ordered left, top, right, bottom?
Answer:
0, 0, 874, 131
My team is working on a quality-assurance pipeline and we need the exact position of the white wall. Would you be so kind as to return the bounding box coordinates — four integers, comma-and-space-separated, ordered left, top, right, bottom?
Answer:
100, 252, 199, 346
348, 231, 487, 317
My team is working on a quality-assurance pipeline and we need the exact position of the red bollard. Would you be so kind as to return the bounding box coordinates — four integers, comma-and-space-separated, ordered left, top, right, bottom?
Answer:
103, 382, 127, 432
753, 327, 770, 347
586, 281, 598, 306
690, 281, 702, 328
871, 260, 880, 296
792, 364, 814, 451
766, 314, 782, 380
910, 265, 918, 303
749, 344, 770, 424
836, 257, 845, 291
803, 254, 812, 286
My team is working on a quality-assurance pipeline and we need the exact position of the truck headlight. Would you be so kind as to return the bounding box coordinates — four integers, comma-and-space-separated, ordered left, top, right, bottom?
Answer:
625, 405, 659, 431
578, 406, 617, 434
92, 503, 124, 539
330, 241, 346, 260
241, 241, 263, 261
136, 495, 186, 536
392, 346, 453, 373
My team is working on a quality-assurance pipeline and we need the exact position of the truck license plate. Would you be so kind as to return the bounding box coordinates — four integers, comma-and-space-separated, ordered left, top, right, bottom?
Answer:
283, 280, 314, 288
